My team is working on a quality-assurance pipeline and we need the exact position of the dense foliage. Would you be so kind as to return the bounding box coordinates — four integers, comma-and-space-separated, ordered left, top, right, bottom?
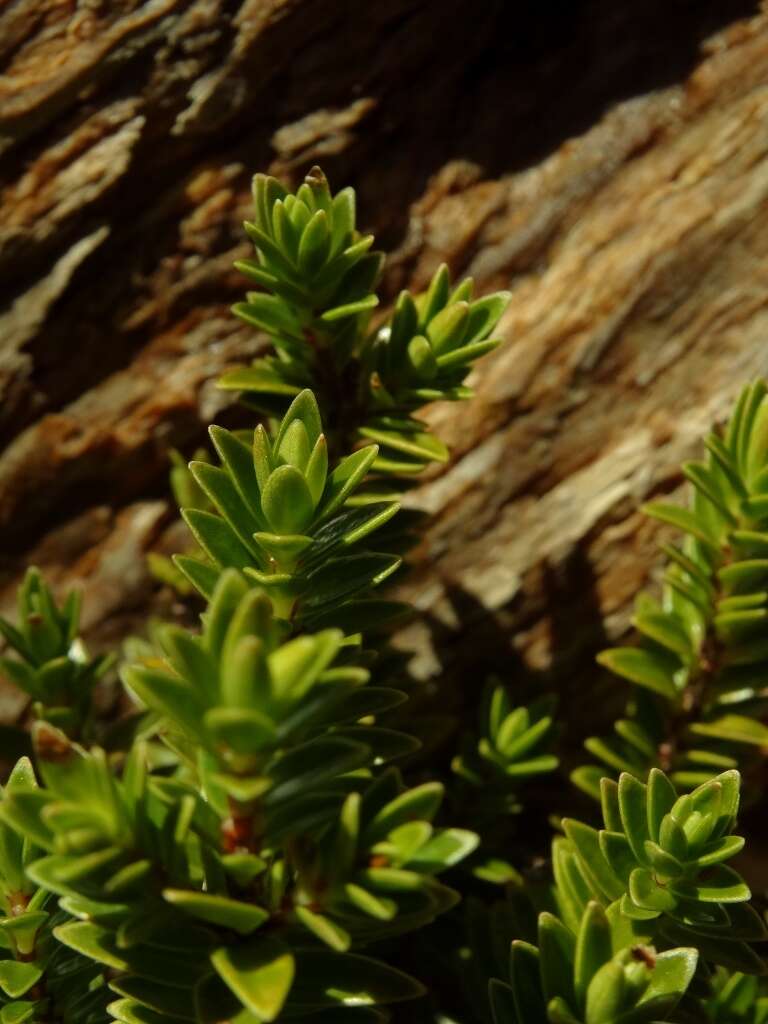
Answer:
0, 168, 765, 1023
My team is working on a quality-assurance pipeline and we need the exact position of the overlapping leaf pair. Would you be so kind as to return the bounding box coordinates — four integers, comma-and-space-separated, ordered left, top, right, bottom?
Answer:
219, 166, 510, 476
576, 381, 768, 798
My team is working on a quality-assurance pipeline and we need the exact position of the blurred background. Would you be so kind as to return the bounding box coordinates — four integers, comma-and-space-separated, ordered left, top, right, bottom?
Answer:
1, 0, 767, 736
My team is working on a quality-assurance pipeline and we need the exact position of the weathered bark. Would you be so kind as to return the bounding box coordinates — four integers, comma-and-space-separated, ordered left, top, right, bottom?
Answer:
0, 0, 767, 733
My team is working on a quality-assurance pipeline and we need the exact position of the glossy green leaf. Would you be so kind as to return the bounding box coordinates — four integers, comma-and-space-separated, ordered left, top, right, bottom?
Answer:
288, 950, 424, 1009
211, 937, 294, 1021
642, 501, 720, 549
597, 647, 678, 699
563, 820, 624, 901
261, 465, 316, 534
0, 961, 42, 999
538, 912, 575, 1007
164, 890, 269, 935
573, 902, 612, 1012
618, 773, 651, 867
320, 446, 379, 517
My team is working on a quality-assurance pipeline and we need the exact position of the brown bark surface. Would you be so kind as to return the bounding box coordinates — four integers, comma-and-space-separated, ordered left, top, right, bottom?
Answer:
1, 0, 767, 725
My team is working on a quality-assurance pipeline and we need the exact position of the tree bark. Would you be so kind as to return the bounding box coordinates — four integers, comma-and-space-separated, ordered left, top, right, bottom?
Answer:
0, 0, 767, 727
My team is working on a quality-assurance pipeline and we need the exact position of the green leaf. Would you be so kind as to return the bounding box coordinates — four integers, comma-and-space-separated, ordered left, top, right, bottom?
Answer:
253, 532, 313, 565
597, 647, 678, 699
320, 446, 379, 517
359, 425, 449, 463
275, 419, 311, 472
364, 783, 443, 844
640, 946, 697, 1007
268, 738, 370, 803
584, 961, 626, 1024
538, 912, 575, 1007
574, 903, 612, 1012
305, 436, 329, 505
275, 390, 323, 450
403, 828, 478, 873
0, 961, 42, 999
289, 950, 424, 1010
268, 629, 342, 704
509, 941, 545, 1021
426, 302, 469, 355
435, 337, 499, 370
695, 834, 745, 867
321, 295, 379, 322
124, 665, 205, 741
261, 466, 316, 534
253, 174, 288, 229
682, 461, 736, 523
671, 864, 750, 904
690, 714, 768, 746
618, 773, 651, 867
234, 260, 307, 308
406, 335, 438, 380
330, 187, 356, 254
614, 720, 655, 760
164, 890, 268, 935
218, 362, 303, 398
294, 906, 350, 951
172, 555, 220, 599
303, 553, 401, 607
504, 754, 559, 777
333, 726, 419, 764
0, 912, 48, 957
498, 713, 553, 761
633, 610, 692, 658
420, 264, 450, 326
108, 975, 198, 1020
158, 625, 217, 702
642, 502, 720, 549
233, 294, 304, 341
209, 426, 263, 517
600, 778, 623, 833
628, 867, 676, 913
599, 831, 637, 885
54, 921, 128, 970
563, 820, 624, 901
463, 293, 511, 344
211, 937, 295, 1021
647, 769, 677, 844
0, 788, 54, 851
719, 559, 768, 593
0, 1004, 36, 1024
643, 840, 683, 879
183, 509, 254, 570
344, 884, 396, 921
548, 996, 582, 1024
298, 209, 331, 274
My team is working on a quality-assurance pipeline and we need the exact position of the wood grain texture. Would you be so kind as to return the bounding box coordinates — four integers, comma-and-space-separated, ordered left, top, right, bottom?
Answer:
0, 0, 766, 727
